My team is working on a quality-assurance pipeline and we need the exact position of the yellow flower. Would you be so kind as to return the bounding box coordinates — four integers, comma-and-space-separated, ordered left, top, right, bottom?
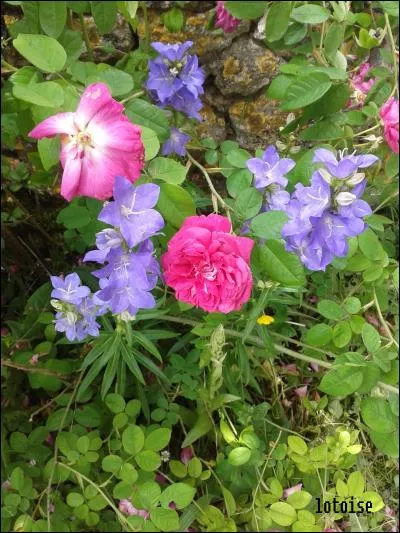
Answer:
257, 314, 275, 326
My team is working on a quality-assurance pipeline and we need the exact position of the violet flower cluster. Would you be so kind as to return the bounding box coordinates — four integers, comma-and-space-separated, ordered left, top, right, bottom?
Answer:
50, 274, 106, 341
146, 41, 205, 120
281, 149, 378, 271
83, 176, 164, 318
50, 177, 164, 341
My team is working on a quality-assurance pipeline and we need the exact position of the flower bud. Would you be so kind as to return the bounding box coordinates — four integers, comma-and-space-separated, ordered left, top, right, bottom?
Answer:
319, 168, 333, 184
346, 172, 365, 186
336, 192, 356, 206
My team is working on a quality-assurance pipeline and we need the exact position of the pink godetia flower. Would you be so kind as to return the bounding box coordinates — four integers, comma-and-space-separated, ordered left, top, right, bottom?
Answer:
162, 214, 254, 314
283, 483, 302, 499
119, 500, 149, 519
380, 97, 399, 154
294, 385, 308, 399
215, 1, 241, 33
28, 83, 144, 201
349, 62, 376, 107
180, 447, 193, 465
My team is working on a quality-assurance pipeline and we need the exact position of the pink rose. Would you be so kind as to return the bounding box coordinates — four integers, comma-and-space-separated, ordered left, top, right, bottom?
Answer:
215, 1, 241, 33
380, 97, 399, 154
162, 215, 254, 313
29, 83, 144, 201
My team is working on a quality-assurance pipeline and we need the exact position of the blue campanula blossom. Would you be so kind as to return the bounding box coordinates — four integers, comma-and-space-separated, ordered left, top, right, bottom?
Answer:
247, 146, 295, 212
97, 176, 164, 249
146, 41, 205, 120
162, 128, 191, 157
50, 273, 90, 305
281, 149, 378, 271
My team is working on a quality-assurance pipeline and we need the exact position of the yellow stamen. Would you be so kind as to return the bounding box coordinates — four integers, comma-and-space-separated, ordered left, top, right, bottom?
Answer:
257, 314, 275, 326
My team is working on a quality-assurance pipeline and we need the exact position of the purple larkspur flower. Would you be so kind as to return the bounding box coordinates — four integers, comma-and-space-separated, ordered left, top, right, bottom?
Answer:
98, 176, 164, 249
146, 41, 205, 120
84, 228, 123, 263
50, 273, 90, 305
247, 146, 295, 191
281, 149, 378, 271
162, 128, 191, 157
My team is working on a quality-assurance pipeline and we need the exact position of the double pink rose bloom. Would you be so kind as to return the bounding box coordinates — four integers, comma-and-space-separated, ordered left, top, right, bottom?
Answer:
29, 83, 144, 201
380, 97, 399, 154
215, 1, 241, 33
162, 215, 254, 313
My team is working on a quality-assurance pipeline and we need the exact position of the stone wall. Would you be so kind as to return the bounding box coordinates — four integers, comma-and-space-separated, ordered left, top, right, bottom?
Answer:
137, 1, 290, 149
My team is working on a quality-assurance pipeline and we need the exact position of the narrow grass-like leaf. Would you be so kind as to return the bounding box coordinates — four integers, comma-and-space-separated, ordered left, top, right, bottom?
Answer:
120, 343, 145, 385
133, 348, 170, 384
131, 330, 162, 362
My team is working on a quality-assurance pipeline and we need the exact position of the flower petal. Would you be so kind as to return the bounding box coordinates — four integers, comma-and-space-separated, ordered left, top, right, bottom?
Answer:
60, 156, 82, 201
75, 83, 113, 130
29, 112, 76, 138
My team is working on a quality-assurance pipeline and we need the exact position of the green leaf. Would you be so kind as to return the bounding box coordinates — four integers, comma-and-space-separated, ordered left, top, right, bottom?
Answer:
86, 66, 134, 97
149, 157, 187, 185
9, 66, 41, 85
228, 447, 251, 466
67, 1, 90, 13
150, 508, 179, 532
378, 1, 399, 17
250, 211, 288, 240
10, 467, 24, 492
13, 82, 64, 107
291, 4, 330, 24
122, 424, 145, 455
160, 483, 196, 510
300, 119, 343, 141
163, 6, 185, 32
281, 73, 332, 111
344, 297, 361, 314
105, 393, 126, 414
253, 240, 305, 287
77, 436, 90, 454
332, 321, 352, 348
270, 502, 297, 527
37, 137, 60, 170
265, 1, 292, 42
324, 22, 344, 62
182, 413, 213, 447
287, 436, 308, 456
39, 1, 66, 38
234, 188, 262, 219
57, 205, 91, 229
135, 450, 161, 472
287, 490, 312, 509
360, 397, 397, 433
284, 22, 307, 45
361, 323, 381, 353
347, 471, 364, 498
187, 457, 202, 478
157, 183, 196, 228
224, 1, 267, 20
358, 229, 386, 260
67, 492, 85, 508
267, 74, 295, 100
226, 169, 252, 198
101, 455, 122, 474
141, 126, 160, 161
226, 148, 251, 168
126, 99, 169, 142
90, 0, 117, 33
317, 299, 344, 320
319, 366, 364, 397
144, 428, 171, 452
13, 34, 67, 72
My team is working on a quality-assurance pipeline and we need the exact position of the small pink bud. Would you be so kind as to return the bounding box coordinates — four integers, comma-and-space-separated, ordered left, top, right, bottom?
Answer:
283, 483, 302, 498
294, 385, 308, 399
30, 355, 39, 365
180, 447, 193, 465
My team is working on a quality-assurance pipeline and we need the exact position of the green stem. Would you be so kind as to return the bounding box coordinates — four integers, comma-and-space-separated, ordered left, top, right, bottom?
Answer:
160, 315, 399, 395
1, 59, 17, 72
142, 2, 150, 54
120, 90, 145, 105
372, 190, 399, 214
385, 12, 399, 99
187, 152, 233, 217
373, 288, 399, 348
79, 13, 94, 62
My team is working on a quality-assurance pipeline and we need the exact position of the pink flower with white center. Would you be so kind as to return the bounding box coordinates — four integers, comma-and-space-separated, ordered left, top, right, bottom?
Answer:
29, 355, 39, 365
28, 83, 144, 202
349, 63, 375, 107
380, 97, 399, 154
215, 1, 241, 33
283, 483, 302, 498
119, 499, 149, 519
